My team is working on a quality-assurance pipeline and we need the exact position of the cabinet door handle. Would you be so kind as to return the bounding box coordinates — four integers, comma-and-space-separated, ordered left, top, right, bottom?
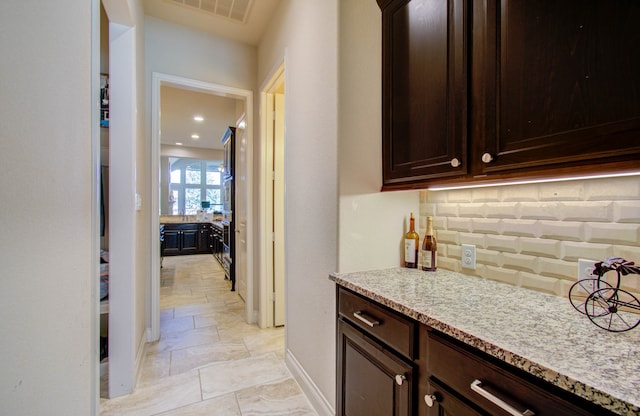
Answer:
470, 379, 535, 416
450, 158, 461, 168
424, 394, 438, 407
394, 374, 406, 386
481, 153, 494, 163
353, 311, 380, 327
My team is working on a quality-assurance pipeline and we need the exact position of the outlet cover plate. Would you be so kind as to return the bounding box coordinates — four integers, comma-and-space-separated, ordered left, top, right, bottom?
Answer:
576, 259, 598, 293
462, 244, 476, 270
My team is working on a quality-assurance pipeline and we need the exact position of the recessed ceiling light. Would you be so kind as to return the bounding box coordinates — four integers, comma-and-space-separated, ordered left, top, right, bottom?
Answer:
176, 142, 183, 146
193, 115, 204, 122
191, 134, 200, 139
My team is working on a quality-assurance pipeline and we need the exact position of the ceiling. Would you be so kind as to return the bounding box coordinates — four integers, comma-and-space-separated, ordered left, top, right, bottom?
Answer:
160, 86, 238, 150
142, 0, 281, 46
143, 0, 282, 150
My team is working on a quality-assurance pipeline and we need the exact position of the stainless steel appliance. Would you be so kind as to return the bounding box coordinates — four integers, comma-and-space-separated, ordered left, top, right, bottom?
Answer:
221, 127, 235, 290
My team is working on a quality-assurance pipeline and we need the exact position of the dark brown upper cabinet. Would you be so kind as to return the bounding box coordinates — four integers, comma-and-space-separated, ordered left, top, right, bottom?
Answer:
381, 0, 469, 187
380, 0, 640, 190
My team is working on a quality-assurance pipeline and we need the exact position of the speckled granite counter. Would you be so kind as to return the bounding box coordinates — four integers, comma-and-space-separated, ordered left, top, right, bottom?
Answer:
330, 268, 640, 416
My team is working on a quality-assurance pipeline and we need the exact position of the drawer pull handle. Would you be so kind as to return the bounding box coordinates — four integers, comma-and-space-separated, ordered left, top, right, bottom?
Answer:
394, 374, 406, 386
471, 380, 535, 416
353, 311, 380, 327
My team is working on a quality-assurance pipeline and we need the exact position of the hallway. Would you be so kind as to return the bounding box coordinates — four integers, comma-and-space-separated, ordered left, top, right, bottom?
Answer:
100, 255, 316, 415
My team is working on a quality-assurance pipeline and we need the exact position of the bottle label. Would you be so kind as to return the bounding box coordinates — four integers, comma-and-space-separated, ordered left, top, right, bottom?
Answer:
422, 250, 437, 269
404, 239, 416, 263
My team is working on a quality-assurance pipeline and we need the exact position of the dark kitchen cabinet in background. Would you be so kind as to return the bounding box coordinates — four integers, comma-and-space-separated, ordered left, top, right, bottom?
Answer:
161, 223, 199, 256
379, 0, 640, 190
197, 223, 212, 254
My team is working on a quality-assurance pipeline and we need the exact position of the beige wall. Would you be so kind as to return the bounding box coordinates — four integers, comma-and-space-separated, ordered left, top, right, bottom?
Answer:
338, 0, 420, 273
0, 0, 96, 414
420, 176, 640, 296
258, 0, 339, 411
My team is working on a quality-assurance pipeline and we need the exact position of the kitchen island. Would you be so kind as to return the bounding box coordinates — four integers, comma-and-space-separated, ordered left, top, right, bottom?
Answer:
331, 268, 640, 415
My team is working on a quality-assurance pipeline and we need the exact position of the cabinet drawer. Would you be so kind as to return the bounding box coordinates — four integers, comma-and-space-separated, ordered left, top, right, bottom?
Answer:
338, 287, 415, 359
427, 331, 604, 416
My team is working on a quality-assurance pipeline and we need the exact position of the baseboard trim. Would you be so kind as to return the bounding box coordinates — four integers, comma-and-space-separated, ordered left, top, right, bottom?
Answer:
134, 331, 147, 389
285, 349, 334, 416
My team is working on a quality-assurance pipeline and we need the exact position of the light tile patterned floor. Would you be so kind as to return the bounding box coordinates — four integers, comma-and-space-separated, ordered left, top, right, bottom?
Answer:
100, 255, 317, 415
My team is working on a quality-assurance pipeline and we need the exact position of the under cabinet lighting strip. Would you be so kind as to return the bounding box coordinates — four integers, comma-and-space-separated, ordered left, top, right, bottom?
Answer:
428, 171, 640, 191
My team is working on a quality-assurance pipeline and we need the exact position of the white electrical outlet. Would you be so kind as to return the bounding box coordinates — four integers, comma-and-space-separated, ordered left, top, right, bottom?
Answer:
462, 244, 476, 270
576, 259, 598, 293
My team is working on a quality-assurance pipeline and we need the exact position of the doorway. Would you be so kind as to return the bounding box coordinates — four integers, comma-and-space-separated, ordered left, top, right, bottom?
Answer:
260, 64, 285, 327
150, 73, 255, 340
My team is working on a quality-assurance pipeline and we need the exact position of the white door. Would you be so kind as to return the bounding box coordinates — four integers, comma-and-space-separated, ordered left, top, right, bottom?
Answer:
273, 93, 285, 326
235, 114, 248, 301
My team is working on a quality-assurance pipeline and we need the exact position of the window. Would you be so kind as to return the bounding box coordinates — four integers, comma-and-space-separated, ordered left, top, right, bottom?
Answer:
169, 158, 223, 215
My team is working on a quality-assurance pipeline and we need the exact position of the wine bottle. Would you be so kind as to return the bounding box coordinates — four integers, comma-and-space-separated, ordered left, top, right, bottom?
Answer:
421, 216, 437, 271
404, 213, 419, 268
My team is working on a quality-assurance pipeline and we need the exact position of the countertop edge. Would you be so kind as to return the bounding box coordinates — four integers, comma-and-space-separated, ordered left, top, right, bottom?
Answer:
330, 271, 639, 416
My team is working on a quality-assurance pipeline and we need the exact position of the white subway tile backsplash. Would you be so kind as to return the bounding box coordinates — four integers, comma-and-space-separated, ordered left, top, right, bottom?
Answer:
458, 203, 485, 218
561, 201, 613, 222
614, 201, 640, 223
500, 184, 539, 202
539, 182, 584, 201
483, 265, 519, 285
561, 241, 613, 262
584, 176, 640, 200
420, 176, 639, 299
538, 258, 576, 281
437, 230, 460, 245
484, 202, 519, 219
585, 222, 640, 245
538, 220, 583, 242
476, 248, 501, 267
519, 272, 560, 295
485, 234, 519, 253
519, 237, 561, 258
500, 219, 538, 237
471, 187, 501, 202
613, 245, 640, 263
471, 218, 502, 235
437, 203, 459, 217
447, 217, 473, 232
520, 202, 562, 220
446, 189, 473, 203
459, 232, 486, 249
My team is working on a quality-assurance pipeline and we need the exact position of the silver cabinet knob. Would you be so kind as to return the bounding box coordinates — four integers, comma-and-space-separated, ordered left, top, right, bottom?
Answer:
450, 158, 461, 168
481, 153, 493, 163
395, 374, 406, 386
424, 394, 438, 407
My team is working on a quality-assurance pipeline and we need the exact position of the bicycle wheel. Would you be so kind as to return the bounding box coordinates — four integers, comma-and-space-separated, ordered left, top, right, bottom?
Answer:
584, 287, 640, 332
568, 278, 612, 316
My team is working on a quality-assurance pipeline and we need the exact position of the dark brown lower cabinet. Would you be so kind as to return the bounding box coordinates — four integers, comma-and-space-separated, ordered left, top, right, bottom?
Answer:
337, 286, 619, 416
337, 319, 414, 416
425, 379, 486, 416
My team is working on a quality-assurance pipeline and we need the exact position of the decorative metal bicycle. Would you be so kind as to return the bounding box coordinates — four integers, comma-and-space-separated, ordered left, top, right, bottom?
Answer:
568, 257, 640, 332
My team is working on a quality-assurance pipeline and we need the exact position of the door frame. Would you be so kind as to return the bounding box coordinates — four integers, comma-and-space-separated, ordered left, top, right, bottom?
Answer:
149, 72, 254, 340
259, 61, 285, 328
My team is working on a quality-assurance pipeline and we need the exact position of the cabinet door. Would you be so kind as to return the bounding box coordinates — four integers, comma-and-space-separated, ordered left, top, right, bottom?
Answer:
381, 0, 468, 188
181, 228, 199, 254
337, 319, 414, 416
198, 226, 211, 254
162, 228, 180, 256
472, 0, 640, 176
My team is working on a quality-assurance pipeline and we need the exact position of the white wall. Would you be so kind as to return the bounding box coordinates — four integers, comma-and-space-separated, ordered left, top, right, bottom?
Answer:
338, 0, 419, 273
104, 0, 148, 397
258, 0, 339, 412
0, 0, 96, 414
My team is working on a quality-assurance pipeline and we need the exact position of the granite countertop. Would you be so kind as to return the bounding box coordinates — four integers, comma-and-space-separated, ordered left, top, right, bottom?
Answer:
330, 268, 640, 416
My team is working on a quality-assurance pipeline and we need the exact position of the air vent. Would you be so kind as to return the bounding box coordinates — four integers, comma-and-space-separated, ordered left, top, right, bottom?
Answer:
169, 0, 253, 23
